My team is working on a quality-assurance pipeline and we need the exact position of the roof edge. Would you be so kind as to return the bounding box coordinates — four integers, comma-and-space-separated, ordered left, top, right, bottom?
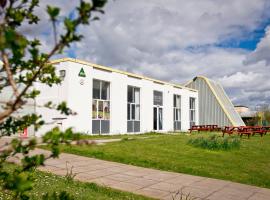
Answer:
49, 58, 198, 92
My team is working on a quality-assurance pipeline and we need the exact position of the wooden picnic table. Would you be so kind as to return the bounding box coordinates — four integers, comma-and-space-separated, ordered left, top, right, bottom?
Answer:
263, 126, 270, 134
222, 126, 267, 138
189, 125, 221, 133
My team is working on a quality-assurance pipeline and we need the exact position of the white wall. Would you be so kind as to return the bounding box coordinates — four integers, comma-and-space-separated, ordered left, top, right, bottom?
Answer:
35, 61, 198, 136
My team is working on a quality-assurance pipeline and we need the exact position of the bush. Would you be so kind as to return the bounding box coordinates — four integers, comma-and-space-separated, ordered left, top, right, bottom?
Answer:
188, 135, 240, 151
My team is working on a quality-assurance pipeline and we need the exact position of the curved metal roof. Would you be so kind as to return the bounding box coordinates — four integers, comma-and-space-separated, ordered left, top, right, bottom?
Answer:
185, 76, 245, 126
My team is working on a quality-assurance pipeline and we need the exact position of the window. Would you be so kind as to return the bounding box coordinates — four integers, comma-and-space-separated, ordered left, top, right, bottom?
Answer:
127, 86, 140, 132
153, 91, 163, 106
153, 91, 163, 130
92, 79, 110, 134
189, 97, 196, 127
59, 70, 66, 80
173, 95, 181, 130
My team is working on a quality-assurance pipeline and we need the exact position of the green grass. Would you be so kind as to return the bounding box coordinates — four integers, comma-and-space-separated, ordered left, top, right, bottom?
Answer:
44, 132, 270, 189
0, 164, 151, 200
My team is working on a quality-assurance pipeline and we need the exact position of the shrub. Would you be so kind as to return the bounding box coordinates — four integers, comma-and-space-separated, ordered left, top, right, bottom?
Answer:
188, 135, 240, 151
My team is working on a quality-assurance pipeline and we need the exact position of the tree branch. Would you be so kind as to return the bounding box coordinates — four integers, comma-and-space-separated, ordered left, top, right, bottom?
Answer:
0, 43, 63, 123
1, 51, 20, 98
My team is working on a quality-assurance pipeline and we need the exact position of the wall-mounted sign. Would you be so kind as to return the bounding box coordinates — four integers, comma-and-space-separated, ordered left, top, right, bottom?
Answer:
78, 68, 86, 77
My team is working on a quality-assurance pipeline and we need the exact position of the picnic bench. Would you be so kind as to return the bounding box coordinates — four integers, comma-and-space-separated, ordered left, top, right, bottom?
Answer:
222, 126, 267, 138
251, 126, 267, 137
263, 126, 270, 134
222, 126, 239, 137
237, 126, 253, 138
189, 125, 221, 133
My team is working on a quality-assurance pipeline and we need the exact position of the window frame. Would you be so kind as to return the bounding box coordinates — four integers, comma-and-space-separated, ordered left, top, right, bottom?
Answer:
127, 86, 140, 132
92, 79, 110, 120
153, 90, 163, 131
189, 97, 196, 127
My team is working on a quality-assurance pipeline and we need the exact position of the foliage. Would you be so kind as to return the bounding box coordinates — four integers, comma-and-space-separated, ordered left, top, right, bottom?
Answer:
188, 135, 240, 151
0, 127, 80, 199
0, 163, 151, 200
64, 162, 77, 183
245, 113, 261, 126
42, 191, 74, 200
0, 0, 107, 199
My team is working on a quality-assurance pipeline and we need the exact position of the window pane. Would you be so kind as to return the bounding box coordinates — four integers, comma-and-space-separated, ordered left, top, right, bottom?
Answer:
159, 108, 163, 130
98, 101, 103, 119
154, 91, 163, 106
190, 97, 195, 109
101, 81, 110, 100
134, 88, 140, 104
135, 105, 140, 120
127, 104, 130, 120
176, 109, 181, 121
190, 110, 195, 121
93, 80, 100, 99
153, 107, 157, 130
104, 101, 110, 120
131, 104, 135, 120
176, 96, 181, 108
128, 86, 133, 103
92, 100, 97, 119
174, 95, 176, 107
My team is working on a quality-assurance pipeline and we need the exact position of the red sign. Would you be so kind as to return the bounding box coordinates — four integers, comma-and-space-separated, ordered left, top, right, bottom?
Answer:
19, 128, 28, 138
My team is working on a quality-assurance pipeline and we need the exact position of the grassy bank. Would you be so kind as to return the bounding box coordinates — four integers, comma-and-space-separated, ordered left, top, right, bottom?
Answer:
45, 133, 270, 188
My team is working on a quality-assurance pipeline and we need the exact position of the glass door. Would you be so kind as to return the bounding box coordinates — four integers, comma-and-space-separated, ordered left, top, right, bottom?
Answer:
153, 91, 163, 131
153, 106, 163, 130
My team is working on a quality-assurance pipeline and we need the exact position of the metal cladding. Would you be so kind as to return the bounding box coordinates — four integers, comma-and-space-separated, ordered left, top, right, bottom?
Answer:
185, 76, 245, 127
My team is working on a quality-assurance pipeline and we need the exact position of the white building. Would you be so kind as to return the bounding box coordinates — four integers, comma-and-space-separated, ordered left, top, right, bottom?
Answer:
35, 58, 199, 136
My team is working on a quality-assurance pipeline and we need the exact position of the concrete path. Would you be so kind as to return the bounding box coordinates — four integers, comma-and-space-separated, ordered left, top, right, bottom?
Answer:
9, 148, 270, 200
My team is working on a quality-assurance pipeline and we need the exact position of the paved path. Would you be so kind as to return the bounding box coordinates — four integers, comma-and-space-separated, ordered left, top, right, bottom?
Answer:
10, 149, 270, 200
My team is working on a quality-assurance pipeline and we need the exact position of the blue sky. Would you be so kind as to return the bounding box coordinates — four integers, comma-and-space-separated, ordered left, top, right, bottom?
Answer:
218, 22, 269, 50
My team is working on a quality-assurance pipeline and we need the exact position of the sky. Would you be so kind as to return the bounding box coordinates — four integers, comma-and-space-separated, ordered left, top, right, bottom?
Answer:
21, 0, 270, 108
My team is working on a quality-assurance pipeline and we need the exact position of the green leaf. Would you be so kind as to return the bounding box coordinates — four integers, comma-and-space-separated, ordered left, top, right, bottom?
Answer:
47, 6, 60, 21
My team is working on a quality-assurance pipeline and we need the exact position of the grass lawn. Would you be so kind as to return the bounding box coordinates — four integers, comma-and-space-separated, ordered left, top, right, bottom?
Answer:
47, 132, 270, 189
0, 164, 151, 200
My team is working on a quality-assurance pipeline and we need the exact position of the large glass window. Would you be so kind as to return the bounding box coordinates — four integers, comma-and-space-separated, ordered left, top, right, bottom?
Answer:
174, 94, 181, 131
189, 97, 196, 127
92, 79, 110, 134
153, 91, 163, 130
153, 91, 163, 106
127, 86, 140, 132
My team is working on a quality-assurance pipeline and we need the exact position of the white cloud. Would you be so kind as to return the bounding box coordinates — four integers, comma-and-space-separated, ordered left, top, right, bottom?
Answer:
17, 0, 270, 107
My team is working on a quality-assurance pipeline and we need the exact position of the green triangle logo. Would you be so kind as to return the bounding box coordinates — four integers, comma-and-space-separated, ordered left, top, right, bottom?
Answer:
78, 68, 86, 77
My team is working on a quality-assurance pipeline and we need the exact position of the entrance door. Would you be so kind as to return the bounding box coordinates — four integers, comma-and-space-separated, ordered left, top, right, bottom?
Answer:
153, 106, 163, 130
153, 90, 163, 131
